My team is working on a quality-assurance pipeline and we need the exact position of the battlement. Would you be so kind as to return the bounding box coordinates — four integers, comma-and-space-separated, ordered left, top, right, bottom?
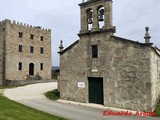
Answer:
0, 19, 51, 32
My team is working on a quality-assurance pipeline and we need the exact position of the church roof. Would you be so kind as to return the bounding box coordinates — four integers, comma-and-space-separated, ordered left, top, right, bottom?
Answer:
58, 40, 79, 55
111, 35, 160, 57
111, 35, 153, 46
59, 35, 160, 57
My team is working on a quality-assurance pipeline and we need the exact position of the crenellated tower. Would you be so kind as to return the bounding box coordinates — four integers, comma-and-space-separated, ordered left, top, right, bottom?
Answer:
0, 19, 52, 85
79, 0, 115, 36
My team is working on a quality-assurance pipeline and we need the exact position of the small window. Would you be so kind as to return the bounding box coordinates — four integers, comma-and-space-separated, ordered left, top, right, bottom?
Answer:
40, 63, 43, 70
30, 46, 34, 53
19, 62, 22, 70
19, 32, 23, 38
30, 34, 34, 40
3, 27, 5, 32
92, 45, 98, 58
40, 36, 44, 41
19, 45, 23, 52
40, 47, 44, 54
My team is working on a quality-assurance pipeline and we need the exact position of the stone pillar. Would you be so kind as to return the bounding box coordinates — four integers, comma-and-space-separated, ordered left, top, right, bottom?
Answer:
103, 1, 113, 29
58, 40, 64, 91
59, 40, 64, 52
92, 7, 99, 31
80, 8, 88, 33
144, 27, 151, 43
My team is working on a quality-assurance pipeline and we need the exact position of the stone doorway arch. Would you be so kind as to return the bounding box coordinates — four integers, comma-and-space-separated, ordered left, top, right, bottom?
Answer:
29, 63, 34, 76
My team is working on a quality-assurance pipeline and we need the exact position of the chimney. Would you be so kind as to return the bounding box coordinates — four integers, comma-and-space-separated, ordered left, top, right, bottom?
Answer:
144, 27, 151, 43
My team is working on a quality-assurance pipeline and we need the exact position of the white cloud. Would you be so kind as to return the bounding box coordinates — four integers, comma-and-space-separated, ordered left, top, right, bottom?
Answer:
114, 0, 160, 45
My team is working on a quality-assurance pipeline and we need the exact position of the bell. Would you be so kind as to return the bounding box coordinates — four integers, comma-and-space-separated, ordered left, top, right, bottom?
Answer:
88, 18, 93, 24
87, 10, 93, 24
98, 9, 104, 21
98, 15, 104, 21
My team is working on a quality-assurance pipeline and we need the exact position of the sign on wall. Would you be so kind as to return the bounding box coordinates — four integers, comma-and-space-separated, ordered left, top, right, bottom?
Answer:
78, 82, 85, 88
91, 69, 99, 73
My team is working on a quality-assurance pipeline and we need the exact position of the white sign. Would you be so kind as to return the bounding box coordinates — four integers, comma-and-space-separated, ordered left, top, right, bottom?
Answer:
91, 69, 99, 73
78, 82, 85, 88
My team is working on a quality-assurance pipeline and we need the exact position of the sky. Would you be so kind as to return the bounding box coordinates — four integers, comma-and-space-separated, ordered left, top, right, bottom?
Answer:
0, 0, 160, 66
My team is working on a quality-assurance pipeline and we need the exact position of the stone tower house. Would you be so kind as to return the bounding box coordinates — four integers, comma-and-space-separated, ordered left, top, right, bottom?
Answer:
59, 0, 160, 111
0, 19, 51, 85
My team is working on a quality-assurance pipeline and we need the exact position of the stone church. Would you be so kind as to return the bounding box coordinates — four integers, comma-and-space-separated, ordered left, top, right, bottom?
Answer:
0, 19, 51, 85
59, 0, 160, 111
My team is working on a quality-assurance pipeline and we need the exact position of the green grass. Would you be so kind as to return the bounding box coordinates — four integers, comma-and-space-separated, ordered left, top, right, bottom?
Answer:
52, 75, 58, 80
0, 85, 22, 89
154, 96, 160, 117
45, 89, 60, 100
155, 104, 160, 117
0, 95, 67, 120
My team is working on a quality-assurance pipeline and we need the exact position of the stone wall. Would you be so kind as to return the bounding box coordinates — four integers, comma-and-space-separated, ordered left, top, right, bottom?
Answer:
59, 39, 88, 103
150, 49, 160, 110
4, 19, 51, 81
60, 33, 153, 111
0, 22, 5, 85
0, 21, 6, 85
105, 36, 151, 111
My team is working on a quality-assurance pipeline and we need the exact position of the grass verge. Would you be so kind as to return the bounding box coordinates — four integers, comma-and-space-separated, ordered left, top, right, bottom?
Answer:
155, 105, 160, 117
45, 89, 60, 100
0, 85, 23, 89
154, 96, 160, 117
0, 95, 67, 120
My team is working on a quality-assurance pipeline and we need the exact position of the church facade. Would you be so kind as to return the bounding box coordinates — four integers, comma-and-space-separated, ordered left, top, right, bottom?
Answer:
59, 0, 160, 111
0, 19, 52, 85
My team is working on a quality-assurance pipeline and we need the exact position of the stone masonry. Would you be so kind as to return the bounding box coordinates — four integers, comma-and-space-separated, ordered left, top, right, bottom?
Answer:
0, 22, 5, 85
0, 19, 52, 85
59, 0, 160, 112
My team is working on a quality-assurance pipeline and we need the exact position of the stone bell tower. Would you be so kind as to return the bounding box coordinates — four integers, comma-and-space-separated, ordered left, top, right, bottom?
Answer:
79, 0, 115, 36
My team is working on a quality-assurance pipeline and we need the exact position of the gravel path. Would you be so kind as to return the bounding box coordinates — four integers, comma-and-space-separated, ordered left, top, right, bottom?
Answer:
4, 82, 57, 100
3, 82, 159, 120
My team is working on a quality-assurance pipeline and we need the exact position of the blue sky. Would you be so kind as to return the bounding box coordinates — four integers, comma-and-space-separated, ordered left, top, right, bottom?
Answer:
0, 0, 160, 66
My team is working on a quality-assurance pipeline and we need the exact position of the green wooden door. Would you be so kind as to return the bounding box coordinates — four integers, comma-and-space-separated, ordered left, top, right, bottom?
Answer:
88, 77, 104, 105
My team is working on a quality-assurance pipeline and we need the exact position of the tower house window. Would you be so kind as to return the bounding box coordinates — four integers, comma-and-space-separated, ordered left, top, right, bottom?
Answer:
40, 36, 44, 41
92, 45, 98, 58
19, 32, 23, 38
18, 62, 22, 70
40, 47, 44, 54
30, 46, 34, 53
30, 34, 34, 40
3, 27, 5, 32
19, 45, 23, 52
40, 63, 43, 70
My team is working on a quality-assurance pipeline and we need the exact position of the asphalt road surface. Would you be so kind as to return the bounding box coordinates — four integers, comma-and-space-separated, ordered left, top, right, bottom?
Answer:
4, 82, 159, 120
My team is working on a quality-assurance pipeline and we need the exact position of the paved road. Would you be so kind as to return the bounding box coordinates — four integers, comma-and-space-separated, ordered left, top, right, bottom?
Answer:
4, 82, 159, 120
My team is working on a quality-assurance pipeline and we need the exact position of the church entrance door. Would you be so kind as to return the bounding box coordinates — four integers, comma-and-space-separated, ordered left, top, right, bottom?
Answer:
88, 77, 104, 105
